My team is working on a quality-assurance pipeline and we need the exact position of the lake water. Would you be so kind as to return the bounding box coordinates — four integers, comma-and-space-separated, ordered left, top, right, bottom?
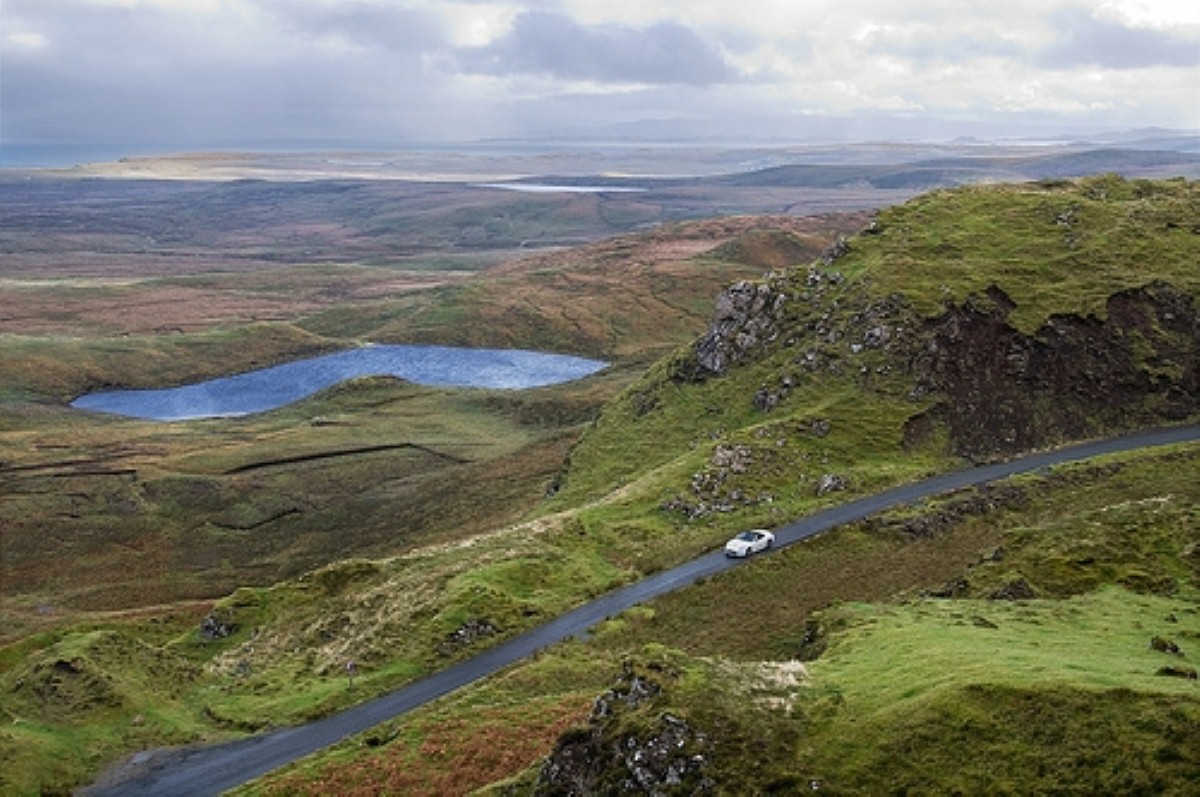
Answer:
472, 183, 647, 193
71, 344, 607, 421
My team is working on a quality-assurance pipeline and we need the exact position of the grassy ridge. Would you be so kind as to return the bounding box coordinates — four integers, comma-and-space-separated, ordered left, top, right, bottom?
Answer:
842, 175, 1200, 332
800, 590, 1199, 794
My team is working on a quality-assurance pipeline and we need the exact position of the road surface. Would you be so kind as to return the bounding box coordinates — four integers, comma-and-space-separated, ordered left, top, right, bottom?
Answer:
84, 423, 1200, 796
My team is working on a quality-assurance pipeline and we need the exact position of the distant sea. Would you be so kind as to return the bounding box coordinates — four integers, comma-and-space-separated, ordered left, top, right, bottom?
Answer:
0, 137, 738, 170
0, 140, 410, 169
0, 138, 611, 170
0, 141, 166, 169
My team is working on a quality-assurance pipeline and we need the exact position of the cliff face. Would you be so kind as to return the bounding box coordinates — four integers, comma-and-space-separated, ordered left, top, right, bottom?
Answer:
682, 271, 1199, 461
907, 281, 1199, 458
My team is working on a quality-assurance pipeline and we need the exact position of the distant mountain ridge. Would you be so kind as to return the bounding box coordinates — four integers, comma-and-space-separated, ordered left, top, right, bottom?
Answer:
498, 146, 1200, 196
701, 148, 1200, 189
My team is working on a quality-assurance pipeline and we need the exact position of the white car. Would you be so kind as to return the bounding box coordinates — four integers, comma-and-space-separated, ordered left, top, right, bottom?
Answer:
724, 529, 775, 557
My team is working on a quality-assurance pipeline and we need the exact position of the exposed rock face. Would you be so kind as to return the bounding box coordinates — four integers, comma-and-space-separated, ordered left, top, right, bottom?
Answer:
534, 663, 713, 796
682, 266, 912, 389
682, 264, 1198, 460
990, 578, 1038, 601
815, 473, 848, 496
820, 234, 851, 265
694, 279, 790, 375
908, 282, 1200, 458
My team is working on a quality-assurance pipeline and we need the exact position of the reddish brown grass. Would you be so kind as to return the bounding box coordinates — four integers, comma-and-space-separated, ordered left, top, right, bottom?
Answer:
258, 696, 592, 796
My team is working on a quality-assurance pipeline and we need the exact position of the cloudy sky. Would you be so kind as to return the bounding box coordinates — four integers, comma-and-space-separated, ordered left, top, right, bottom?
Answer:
2, 0, 1198, 151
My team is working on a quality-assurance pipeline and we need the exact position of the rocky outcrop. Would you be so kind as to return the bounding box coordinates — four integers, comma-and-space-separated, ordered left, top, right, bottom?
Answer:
438, 618, 499, 656
534, 663, 713, 796
676, 232, 1197, 462
693, 279, 790, 376
680, 266, 913, 390
199, 614, 236, 640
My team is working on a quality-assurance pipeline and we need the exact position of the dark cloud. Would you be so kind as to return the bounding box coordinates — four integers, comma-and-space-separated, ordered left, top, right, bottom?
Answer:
1, 0, 454, 144
456, 11, 739, 85
1040, 8, 1200, 69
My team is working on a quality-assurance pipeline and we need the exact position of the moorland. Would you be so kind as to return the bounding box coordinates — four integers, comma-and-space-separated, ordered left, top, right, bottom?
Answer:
1, 139, 1199, 795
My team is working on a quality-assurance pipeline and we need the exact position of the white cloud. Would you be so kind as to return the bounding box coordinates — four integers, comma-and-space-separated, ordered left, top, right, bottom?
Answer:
1, 0, 1197, 151
3, 30, 49, 51
1107, 0, 1200, 26
439, 4, 521, 47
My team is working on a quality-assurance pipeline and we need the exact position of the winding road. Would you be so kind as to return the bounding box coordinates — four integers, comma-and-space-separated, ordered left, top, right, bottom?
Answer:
85, 423, 1200, 796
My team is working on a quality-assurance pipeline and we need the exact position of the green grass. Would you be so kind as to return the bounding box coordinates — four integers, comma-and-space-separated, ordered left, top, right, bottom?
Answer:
811, 589, 1198, 713
799, 589, 1200, 794
3, 177, 1198, 794
840, 176, 1200, 333
232, 440, 1200, 796
0, 625, 219, 795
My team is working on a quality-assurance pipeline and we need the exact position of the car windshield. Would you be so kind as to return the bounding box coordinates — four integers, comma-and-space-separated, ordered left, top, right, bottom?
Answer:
737, 532, 759, 541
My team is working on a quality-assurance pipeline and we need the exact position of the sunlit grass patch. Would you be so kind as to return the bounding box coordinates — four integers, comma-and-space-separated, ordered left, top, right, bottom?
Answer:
800, 588, 1200, 793
810, 589, 1199, 711
840, 176, 1200, 333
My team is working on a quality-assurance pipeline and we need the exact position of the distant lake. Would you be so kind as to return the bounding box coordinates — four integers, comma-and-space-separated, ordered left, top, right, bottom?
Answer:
473, 183, 647, 194
71, 345, 607, 421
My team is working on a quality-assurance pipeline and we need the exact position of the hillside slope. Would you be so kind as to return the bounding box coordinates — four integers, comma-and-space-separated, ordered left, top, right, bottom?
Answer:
3, 176, 1197, 795
236, 175, 1200, 795
0, 212, 864, 634
507, 174, 1200, 794
558, 174, 1199, 508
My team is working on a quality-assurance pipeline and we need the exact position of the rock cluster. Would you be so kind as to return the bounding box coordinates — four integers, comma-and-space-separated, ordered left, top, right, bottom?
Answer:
990, 578, 1038, 601
820, 234, 851, 265
662, 443, 775, 520
199, 614, 236, 640
439, 618, 498, 655
694, 279, 789, 375
534, 663, 713, 796
684, 265, 915, 412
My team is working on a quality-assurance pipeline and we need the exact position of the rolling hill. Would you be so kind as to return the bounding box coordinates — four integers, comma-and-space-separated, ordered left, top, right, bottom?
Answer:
250, 174, 1200, 795
2, 174, 1198, 795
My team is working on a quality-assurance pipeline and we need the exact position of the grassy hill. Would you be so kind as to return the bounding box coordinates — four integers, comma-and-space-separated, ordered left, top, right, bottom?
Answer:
247, 174, 1199, 794
2, 176, 1198, 794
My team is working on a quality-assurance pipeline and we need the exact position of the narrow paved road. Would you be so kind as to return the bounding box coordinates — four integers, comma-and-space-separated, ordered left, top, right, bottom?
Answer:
85, 424, 1200, 796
